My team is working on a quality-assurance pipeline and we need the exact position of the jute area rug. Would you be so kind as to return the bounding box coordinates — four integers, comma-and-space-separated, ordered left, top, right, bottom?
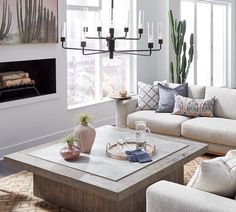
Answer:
0, 154, 214, 212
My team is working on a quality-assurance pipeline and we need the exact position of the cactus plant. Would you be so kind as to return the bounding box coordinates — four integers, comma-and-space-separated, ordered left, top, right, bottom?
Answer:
169, 10, 194, 84
16, 0, 43, 43
40, 7, 57, 42
16, 0, 57, 43
0, 0, 12, 41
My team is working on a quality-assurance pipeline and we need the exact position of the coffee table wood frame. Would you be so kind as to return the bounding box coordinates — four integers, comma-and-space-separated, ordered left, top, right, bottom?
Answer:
5, 127, 208, 212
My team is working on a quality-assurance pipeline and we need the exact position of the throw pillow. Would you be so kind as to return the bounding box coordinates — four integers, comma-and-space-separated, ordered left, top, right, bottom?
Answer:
156, 83, 188, 113
187, 156, 236, 198
172, 95, 215, 117
226, 150, 236, 157
137, 81, 165, 110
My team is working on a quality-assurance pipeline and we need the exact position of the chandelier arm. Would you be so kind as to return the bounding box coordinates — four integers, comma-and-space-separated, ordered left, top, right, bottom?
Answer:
62, 42, 108, 53
114, 49, 152, 53
82, 48, 108, 53
86, 36, 107, 40
151, 45, 162, 52
115, 33, 142, 41
61, 42, 83, 51
82, 50, 109, 55
115, 51, 152, 56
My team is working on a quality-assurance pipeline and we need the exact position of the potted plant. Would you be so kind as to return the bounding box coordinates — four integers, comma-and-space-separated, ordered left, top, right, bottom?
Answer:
73, 113, 96, 153
60, 135, 80, 161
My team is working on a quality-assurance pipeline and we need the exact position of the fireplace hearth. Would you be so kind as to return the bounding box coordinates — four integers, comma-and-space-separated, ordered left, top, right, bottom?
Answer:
0, 59, 56, 103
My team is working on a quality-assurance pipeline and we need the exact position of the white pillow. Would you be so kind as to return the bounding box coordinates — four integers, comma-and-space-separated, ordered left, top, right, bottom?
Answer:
226, 150, 236, 157
187, 156, 236, 198
137, 81, 166, 110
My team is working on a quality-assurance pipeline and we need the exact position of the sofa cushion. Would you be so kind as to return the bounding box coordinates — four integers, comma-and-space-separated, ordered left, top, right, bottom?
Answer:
187, 156, 236, 198
205, 86, 236, 119
172, 95, 214, 117
182, 117, 236, 147
127, 110, 191, 136
157, 83, 188, 113
188, 85, 206, 99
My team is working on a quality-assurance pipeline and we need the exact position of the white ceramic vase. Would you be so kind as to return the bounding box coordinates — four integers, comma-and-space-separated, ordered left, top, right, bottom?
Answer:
73, 122, 96, 153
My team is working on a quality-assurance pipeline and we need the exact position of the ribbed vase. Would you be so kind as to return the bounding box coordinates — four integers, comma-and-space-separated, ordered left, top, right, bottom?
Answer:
73, 122, 96, 153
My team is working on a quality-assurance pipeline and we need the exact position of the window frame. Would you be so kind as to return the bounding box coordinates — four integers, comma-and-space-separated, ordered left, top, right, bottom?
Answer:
181, 0, 232, 87
66, 0, 137, 109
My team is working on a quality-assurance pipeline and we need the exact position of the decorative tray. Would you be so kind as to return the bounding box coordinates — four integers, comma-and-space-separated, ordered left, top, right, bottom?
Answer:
106, 142, 157, 160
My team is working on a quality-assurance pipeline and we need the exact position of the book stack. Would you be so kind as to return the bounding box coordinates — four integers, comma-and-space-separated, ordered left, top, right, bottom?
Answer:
0, 71, 35, 89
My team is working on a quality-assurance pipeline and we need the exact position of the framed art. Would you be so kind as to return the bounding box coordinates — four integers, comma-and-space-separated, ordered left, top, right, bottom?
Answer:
0, 0, 58, 45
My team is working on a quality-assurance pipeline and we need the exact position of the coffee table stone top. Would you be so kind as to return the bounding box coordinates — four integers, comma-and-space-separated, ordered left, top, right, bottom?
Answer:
26, 125, 188, 181
5, 125, 208, 201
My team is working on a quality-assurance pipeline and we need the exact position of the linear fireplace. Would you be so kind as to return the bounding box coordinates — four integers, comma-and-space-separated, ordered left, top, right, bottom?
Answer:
0, 58, 56, 103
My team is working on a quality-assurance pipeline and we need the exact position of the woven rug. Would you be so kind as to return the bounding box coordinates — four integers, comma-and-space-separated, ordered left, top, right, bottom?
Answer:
0, 155, 213, 212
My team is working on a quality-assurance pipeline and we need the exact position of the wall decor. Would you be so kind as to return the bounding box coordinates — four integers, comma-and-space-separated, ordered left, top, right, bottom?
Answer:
0, 0, 58, 45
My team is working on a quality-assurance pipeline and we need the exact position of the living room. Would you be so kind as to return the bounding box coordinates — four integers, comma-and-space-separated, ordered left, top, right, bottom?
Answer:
0, 0, 236, 211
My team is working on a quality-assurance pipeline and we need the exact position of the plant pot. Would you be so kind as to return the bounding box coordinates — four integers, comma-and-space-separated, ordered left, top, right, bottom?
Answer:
73, 122, 96, 153
60, 144, 80, 161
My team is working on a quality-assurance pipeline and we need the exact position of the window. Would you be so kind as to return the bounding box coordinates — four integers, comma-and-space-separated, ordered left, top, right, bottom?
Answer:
181, 0, 231, 87
66, 0, 136, 107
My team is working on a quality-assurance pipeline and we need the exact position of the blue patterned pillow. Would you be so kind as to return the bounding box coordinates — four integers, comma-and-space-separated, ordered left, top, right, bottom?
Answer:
156, 83, 188, 113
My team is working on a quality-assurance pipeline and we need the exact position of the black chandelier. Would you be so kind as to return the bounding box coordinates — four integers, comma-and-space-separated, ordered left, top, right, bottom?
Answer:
61, 0, 163, 59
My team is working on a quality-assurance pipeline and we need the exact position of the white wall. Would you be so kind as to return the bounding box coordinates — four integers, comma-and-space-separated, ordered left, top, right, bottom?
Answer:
0, 0, 171, 158
0, 1, 116, 158
137, 0, 169, 83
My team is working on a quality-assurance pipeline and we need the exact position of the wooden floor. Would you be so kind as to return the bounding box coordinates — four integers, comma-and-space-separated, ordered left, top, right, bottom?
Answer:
0, 159, 22, 178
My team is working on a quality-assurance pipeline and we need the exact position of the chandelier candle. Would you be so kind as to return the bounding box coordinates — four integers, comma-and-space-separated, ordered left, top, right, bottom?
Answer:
60, 0, 163, 59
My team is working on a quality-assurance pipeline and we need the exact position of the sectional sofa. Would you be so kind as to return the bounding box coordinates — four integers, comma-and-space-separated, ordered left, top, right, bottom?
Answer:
116, 85, 236, 155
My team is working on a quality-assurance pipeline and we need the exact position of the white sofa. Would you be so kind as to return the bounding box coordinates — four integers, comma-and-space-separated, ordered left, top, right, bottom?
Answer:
116, 85, 236, 155
146, 180, 236, 212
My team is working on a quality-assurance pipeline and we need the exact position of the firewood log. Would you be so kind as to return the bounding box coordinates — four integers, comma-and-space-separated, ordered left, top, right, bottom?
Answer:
1, 77, 35, 88
0, 71, 29, 81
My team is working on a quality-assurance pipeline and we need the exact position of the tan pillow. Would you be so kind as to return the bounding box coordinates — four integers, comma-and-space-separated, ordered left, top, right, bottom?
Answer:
172, 95, 215, 117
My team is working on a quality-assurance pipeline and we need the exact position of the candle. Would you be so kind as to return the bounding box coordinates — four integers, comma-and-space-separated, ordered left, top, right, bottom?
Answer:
125, 10, 130, 28
148, 22, 154, 43
61, 22, 66, 38
81, 26, 85, 42
157, 22, 163, 39
83, 8, 89, 30
138, 10, 144, 29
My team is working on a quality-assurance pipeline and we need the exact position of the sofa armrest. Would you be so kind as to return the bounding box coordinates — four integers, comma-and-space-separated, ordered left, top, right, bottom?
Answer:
146, 181, 236, 212
116, 96, 138, 128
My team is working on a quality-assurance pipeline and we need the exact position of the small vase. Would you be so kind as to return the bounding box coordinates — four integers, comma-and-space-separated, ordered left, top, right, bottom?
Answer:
60, 144, 80, 161
73, 122, 96, 153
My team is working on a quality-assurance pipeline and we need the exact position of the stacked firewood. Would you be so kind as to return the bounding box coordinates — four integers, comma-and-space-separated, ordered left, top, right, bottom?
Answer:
0, 71, 35, 89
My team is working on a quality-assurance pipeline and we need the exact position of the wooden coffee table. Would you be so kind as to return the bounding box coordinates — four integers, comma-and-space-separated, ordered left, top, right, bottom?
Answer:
4, 125, 207, 212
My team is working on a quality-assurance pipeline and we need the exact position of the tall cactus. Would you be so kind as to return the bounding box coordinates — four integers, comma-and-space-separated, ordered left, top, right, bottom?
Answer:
40, 7, 57, 42
0, 0, 12, 42
16, 0, 57, 43
169, 10, 194, 84
16, 0, 43, 43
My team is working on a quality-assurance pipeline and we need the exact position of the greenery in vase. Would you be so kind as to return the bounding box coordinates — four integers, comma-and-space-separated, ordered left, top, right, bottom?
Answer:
74, 113, 94, 125
64, 135, 74, 145
169, 10, 194, 84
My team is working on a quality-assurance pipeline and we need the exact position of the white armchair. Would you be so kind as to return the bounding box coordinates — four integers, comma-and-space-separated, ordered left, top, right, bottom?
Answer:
146, 180, 236, 212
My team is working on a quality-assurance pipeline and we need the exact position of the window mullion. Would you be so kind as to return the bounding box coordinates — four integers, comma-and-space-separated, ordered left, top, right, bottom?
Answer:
210, 3, 214, 86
